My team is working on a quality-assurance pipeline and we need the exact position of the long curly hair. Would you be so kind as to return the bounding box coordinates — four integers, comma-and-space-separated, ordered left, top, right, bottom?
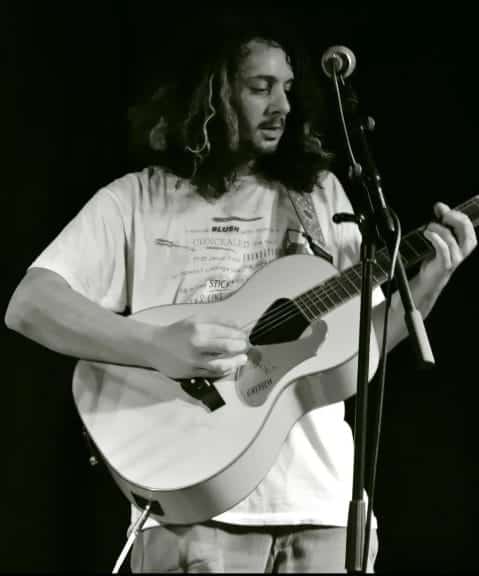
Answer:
128, 19, 334, 198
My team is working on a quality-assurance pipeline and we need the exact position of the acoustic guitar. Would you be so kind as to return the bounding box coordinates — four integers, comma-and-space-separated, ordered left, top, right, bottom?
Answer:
73, 197, 478, 524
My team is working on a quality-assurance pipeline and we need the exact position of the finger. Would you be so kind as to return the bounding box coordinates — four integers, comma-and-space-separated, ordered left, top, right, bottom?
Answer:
433, 201, 451, 221
438, 208, 477, 256
197, 353, 249, 376
189, 322, 249, 350
433, 203, 461, 242
196, 338, 251, 355
432, 203, 462, 243
423, 229, 453, 271
425, 223, 463, 267
188, 319, 248, 341
210, 354, 249, 375
197, 324, 250, 349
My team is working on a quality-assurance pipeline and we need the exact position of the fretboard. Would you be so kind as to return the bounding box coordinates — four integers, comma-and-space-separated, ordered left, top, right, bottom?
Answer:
294, 196, 479, 321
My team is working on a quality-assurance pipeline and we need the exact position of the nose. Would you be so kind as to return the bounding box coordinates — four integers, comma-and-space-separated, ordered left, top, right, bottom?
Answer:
269, 86, 290, 115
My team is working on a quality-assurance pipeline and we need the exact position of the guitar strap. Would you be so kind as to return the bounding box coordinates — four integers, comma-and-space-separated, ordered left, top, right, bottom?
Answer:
287, 190, 334, 264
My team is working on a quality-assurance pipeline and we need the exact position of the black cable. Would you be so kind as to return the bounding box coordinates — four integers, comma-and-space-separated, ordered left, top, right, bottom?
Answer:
362, 209, 401, 572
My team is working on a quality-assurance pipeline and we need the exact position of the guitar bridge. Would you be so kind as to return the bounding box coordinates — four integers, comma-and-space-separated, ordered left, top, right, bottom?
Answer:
179, 378, 225, 411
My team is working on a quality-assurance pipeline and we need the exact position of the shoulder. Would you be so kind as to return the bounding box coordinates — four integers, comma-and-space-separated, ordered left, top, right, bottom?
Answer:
315, 169, 345, 194
313, 170, 353, 211
100, 165, 186, 212
101, 166, 166, 199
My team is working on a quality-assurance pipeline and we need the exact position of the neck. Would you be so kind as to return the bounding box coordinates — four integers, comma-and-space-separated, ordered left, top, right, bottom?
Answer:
230, 148, 260, 178
234, 162, 257, 178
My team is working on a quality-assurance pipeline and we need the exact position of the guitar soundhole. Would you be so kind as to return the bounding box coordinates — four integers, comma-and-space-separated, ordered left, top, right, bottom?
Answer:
249, 298, 309, 345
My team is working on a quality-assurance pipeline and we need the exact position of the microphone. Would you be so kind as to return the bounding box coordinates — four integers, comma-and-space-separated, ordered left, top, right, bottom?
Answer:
321, 45, 356, 79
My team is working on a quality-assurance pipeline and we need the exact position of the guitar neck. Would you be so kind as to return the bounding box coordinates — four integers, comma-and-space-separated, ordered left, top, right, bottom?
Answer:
295, 196, 479, 321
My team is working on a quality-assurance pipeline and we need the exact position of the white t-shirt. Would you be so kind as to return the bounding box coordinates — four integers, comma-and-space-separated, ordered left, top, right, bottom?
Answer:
30, 166, 380, 529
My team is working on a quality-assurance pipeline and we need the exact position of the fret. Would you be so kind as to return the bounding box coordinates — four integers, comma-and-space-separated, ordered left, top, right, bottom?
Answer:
319, 286, 337, 309
349, 267, 362, 288
327, 278, 348, 304
375, 251, 391, 277
398, 241, 420, 267
307, 293, 327, 317
296, 293, 317, 320
307, 287, 341, 320
330, 289, 344, 306
306, 291, 328, 316
315, 291, 334, 314
404, 237, 421, 255
405, 231, 434, 262
343, 270, 361, 293
373, 255, 389, 276
335, 276, 356, 300
461, 198, 479, 224
322, 284, 342, 308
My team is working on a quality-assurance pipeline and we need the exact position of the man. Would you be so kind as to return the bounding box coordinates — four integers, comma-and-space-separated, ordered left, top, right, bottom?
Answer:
5, 22, 476, 573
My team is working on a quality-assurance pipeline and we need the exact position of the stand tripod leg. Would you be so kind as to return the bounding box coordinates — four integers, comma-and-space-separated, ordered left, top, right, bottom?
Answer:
112, 502, 152, 574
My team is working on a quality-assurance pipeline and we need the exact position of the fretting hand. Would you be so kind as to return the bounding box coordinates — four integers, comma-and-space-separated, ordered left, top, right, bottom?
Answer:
421, 202, 477, 291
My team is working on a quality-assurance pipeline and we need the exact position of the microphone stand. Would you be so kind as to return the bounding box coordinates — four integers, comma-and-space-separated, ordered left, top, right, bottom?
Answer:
326, 66, 435, 573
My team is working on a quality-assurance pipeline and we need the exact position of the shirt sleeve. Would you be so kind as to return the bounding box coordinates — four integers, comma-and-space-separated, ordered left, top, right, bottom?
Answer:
28, 187, 128, 312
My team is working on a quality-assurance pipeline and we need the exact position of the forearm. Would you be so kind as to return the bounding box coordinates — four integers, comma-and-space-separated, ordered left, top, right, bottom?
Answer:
5, 269, 155, 368
372, 269, 444, 354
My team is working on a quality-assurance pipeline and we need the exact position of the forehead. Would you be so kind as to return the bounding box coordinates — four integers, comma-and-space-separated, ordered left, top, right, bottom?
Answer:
236, 39, 294, 79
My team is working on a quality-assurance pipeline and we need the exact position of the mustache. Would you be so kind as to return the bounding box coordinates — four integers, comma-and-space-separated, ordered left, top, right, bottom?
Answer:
258, 118, 286, 129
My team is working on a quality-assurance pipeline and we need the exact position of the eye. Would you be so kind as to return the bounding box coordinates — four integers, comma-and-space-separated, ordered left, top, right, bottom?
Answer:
249, 85, 271, 95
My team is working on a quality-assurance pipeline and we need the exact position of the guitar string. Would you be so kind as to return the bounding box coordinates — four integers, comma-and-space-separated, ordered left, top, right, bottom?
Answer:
234, 198, 479, 341
243, 236, 406, 337
237, 247, 397, 339
238, 252, 398, 339
241, 276, 375, 338
240, 197, 479, 339
237, 268, 377, 339
234, 215, 469, 340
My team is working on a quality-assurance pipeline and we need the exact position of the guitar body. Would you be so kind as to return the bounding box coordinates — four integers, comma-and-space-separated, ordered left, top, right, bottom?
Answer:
73, 254, 380, 524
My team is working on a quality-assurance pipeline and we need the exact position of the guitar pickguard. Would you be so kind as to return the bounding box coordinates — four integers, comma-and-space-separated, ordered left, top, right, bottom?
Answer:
236, 318, 328, 407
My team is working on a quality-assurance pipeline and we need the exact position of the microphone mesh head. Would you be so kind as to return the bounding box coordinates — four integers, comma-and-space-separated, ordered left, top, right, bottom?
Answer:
321, 45, 356, 79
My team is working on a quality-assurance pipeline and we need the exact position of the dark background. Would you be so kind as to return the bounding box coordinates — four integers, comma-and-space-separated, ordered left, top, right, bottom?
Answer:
2, 2, 478, 572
